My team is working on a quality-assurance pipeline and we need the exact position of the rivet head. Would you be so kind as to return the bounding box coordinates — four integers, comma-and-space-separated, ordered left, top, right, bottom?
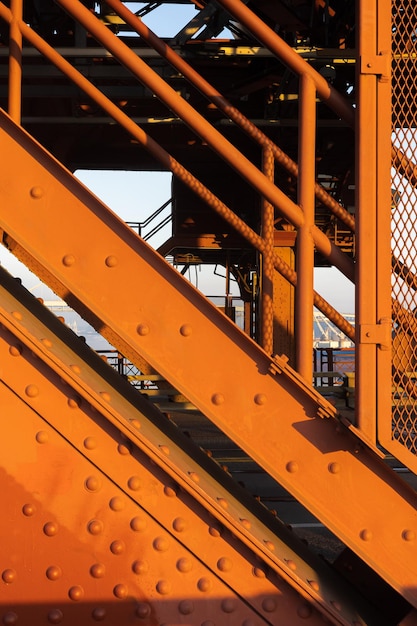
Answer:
262, 598, 277, 612
217, 557, 232, 572
164, 484, 177, 497
217, 497, 228, 509
113, 584, 128, 599
100, 391, 111, 403
252, 567, 266, 578
25, 384, 39, 398
85, 476, 101, 492
208, 525, 222, 537
105, 255, 118, 268
83, 437, 97, 450
297, 603, 312, 619
127, 476, 141, 491
176, 557, 192, 573
130, 516, 147, 532
402, 529, 415, 541
87, 519, 103, 535
68, 397, 80, 409
117, 443, 130, 455
153, 536, 169, 552
308, 580, 320, 592
264, 540, 275, 551
41, 338, 53, 349
90, 563, 105, 578
2, 569, 16, 584
286, 461, 298, 473
9, 345, 22, 357
136, 604, 151, 618
68, 586, 84, 601
22, 503, 36, 517
172, 517, 187, 532
211, 393, 225, 406
92, 608, 106, 621
221, 599, 236, 613
240, 518, 251, 529
36, 430, 49, 444
130, 418, 141, 430
179, 324, 192, 337
109, 496, 124, 511
62, 254, 75, 267
328, 462, 341, 474
137, 324, 150, 336
47, 610, 63, 624
110, 540, 125, 555
156, 580, 171, 595
160, 445, 170, 456
3, 612, 18, 625
179, 600, 194, 615
12, 311, 22, 321
189, 471, 200, 483
30, 186, 44, 199
43, 522, 58, 537
46, 566, 62, 581
132, 560, 149, 575
197, 577, 212, 592
284, 559, 297, 571
254, 393, 267, 405
70, 364, 81, 375
360, 529, 373, 541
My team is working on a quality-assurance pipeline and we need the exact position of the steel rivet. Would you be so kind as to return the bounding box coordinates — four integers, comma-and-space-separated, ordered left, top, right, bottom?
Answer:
262, 598, 277, 612
100, 391, 111, 402
127, 476, 141, 491
160, 445, 170, 455
173, 517, 187, 532
130, 516, 147, 532
197, 577, 212, 592
83, 437, 97, 450
47, 610, 63, 624
360, 529, 373, 541
156, 580, 171, 595
30, 186, 44, 198
137, 324, 150, 336
90, 564, 105, 578
11, 311, 22, 321
132, 560, 149, 575
25, 384, 39, 398
109, 496, 124, 511
240, 518, 251, 529
113, 584, 128, 599
153, 537, 169, 552
176, 557, 192, 573
164, 484, 177, 497
46, 566, 62, 581
105, 255, 118, 268
402, 529, 415, 541
189, 471, 200, 483
297, 604, 312, 619
8, 345, 21, 357
217, 497, 228, 509
284, 559, 297, 571
2, 569, 16, 584
254, 393, 267, 405
286, 461, 298, 473
68, 586, 84, 601
308, 579, 320, 592
92, 608, 106, 622
179, 600, 194, 615
87, 519, 103, 535
22, 503, 36, 517
136, 604, 151, 618
110, 540, 125, 555
70, 364, 81, 375
85, 476, 101, 492
264, 540, 275, 551
62, 254, 75, 267
43, 522, 58, 537
117, 443, 130, 455
130, 418, 141, 430
211, 393, 225, 405
209, 525, 222, 537
217, 557, 232, 572
252, 567, 266, 578
221, 599, 236, 613
36, 430, 49, 444
41, 338, 53, 348
328, 462, 341, 474
68, 397, 80, 409
3, 612, 18, 625
179, 324, 192, 337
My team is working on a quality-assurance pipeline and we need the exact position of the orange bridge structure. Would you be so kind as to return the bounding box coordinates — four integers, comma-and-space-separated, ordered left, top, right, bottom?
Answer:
0, 1, 417, 624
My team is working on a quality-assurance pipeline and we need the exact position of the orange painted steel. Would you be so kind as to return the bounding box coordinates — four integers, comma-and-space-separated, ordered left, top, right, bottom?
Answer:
54, 0, 354, 283
104, 0, 356, 234
260, 147, 274, 355
7, 0, 22, 122
0, 266, 378, 626
2, 113, 417, 609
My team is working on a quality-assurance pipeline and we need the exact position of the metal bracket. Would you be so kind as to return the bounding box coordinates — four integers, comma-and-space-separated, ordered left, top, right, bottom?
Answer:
360, 52, 390, 82
359, 318, 391, 351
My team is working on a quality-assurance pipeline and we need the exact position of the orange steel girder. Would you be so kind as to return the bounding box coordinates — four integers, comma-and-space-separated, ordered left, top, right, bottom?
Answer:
0, 266, 380, 626
1, 111, 417, 609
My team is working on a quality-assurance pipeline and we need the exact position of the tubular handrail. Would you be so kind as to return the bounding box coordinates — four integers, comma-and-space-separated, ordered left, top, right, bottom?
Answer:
105, 0, 355, 234
0, 0, 355, 354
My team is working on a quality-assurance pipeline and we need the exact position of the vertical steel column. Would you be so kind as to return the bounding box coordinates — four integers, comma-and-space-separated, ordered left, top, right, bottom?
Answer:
261, 147, 274, 355
356, 0, 392, 440
296, 75, 316, 381
8, 0, 22, 123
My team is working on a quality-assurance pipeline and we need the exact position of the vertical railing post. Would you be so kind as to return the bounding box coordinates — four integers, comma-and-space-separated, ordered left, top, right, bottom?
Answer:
296, 74, 316, 381
261, 147, 274, 355
356, 0, 392, 441
8, 0, 23, 123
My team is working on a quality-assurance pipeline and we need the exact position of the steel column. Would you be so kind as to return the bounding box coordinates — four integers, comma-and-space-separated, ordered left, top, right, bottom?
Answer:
7, 0, 22, 122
